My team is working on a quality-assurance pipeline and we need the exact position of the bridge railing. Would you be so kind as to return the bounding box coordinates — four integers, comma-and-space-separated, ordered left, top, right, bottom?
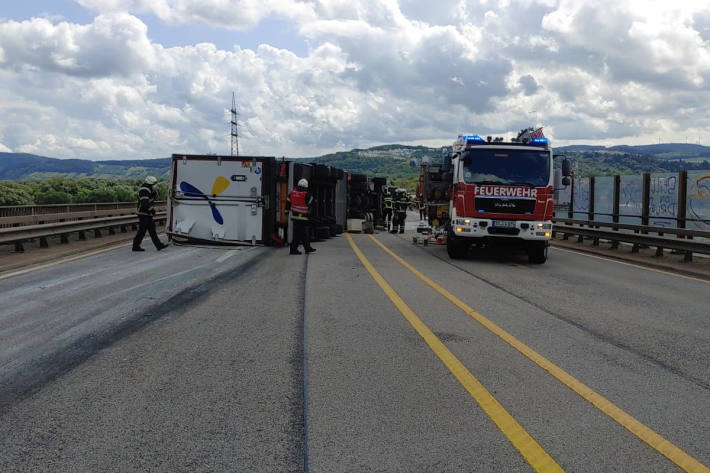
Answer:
552, 217, 710, 261
0, 202, 167, 228
0, 212, 167, 253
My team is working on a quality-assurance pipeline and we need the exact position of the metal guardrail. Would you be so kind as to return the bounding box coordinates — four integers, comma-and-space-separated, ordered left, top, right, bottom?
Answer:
552, 217, 710, 261
0, 202, 167, 228
0, 212, 167, 252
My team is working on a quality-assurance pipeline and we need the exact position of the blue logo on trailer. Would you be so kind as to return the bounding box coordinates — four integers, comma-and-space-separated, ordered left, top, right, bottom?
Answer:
179, 178, 230, 224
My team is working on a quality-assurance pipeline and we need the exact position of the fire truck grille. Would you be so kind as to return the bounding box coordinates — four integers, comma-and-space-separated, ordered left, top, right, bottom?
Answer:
475, 198, 536, 214
487, 227, 520, 236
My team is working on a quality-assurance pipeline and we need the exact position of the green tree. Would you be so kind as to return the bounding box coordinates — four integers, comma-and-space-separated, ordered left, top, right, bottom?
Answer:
0, 181, 35, 205
35, 190, 72, 204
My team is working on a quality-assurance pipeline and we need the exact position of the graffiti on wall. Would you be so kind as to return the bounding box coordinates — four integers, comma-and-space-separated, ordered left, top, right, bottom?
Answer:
688, 173, 710, 230
563, 172, 710, 231
619, 176, 642, 224
649, 174, 678, 227
572, 178, 589, 217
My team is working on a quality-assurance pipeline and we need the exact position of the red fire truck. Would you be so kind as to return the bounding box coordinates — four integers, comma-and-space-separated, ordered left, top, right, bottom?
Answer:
446, 129, 570, 263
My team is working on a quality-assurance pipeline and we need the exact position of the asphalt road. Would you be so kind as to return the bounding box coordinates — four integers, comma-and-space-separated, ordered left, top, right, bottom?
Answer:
0, 224, 708, 472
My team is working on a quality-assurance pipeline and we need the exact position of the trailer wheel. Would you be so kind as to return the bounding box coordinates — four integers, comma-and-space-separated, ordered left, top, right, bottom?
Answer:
446, 232, 468, 259
527, 241, 548, 264
316, 226, 331, 240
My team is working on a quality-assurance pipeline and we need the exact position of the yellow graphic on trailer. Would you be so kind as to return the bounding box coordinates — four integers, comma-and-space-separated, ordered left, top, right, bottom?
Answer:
212, 176, 230, 195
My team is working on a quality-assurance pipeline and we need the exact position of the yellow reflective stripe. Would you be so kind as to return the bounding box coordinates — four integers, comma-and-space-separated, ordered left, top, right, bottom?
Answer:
368, 234, 710, 473
346, 234, 564, 473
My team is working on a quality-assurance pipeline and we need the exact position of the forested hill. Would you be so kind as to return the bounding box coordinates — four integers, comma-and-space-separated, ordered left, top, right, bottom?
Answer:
555, 143, 710, 176
2, 142, 710, 182
0, 153, 170, 180
307, 144, 443, 180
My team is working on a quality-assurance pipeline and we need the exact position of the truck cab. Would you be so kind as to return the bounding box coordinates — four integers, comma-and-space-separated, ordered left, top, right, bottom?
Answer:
447, 133, 562, 263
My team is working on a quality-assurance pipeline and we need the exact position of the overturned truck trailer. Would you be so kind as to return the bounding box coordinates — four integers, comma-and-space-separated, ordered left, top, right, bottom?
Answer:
166, 154, 347, 246
347, 173, 387, 228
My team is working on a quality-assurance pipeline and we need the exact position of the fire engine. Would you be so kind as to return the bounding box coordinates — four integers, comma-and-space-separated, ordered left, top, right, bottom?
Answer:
445, 128, 570, 263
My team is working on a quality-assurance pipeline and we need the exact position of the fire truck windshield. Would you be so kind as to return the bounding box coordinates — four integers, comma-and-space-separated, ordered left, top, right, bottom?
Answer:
462, 149, 550, 187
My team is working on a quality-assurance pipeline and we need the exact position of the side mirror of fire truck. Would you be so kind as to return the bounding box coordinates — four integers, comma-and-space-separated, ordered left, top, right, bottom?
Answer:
561, 158, 571, 177
561, 158, 571, 186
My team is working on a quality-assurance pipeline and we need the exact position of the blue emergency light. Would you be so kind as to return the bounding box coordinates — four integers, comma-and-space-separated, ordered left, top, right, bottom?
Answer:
462, 135, 485, 144
530, 137, 549, 146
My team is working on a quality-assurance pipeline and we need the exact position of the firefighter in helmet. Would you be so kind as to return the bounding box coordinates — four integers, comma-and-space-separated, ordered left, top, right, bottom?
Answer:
286, 178, 316, 255
416, 193, 426, 221
133, 176, 168, 251
382, 188, 394, 231
390, 188, 409, 234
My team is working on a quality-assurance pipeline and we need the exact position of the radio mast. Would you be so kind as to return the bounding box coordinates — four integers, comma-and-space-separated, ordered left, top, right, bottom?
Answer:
230, 92, 239, 156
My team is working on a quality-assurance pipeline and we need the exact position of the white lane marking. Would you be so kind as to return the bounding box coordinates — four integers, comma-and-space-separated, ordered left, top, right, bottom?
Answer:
216, 249, 240, 263
551, 246, 709, 284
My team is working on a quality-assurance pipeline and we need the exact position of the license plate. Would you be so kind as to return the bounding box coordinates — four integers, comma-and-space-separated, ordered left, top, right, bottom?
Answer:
492, 220, 516, 228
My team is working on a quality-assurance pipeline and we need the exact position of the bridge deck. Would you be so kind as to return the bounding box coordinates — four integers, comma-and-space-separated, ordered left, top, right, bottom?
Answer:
0, 223, 708, 472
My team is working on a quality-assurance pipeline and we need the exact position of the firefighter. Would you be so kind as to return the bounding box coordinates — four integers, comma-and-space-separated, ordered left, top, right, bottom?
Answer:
390, 188, 409, 234
286, 178, 316, 255
417, 193, 426, 221
382, 189, 393, 231
132, 176, 168, 252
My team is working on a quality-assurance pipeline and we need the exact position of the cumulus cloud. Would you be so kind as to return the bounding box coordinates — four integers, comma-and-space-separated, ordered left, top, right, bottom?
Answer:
518, 74, 539, 96
542, 0, 710, 88
1, 0, 710, 159
76, 0, 317, 30
0, 14, 155, 77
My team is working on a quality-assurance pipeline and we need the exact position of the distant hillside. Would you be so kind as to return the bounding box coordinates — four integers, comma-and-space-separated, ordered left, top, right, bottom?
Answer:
307, 144, 445, 179
2, 142, 710, 182
558, 143, 710, 161
557, 145, 607, 152
606, 143, 710, 158
0, 153, 170, 180
560, 150, 710, 176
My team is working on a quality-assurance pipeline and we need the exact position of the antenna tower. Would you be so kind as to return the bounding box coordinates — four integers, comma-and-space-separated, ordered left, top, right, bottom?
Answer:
230, 91, 239, 156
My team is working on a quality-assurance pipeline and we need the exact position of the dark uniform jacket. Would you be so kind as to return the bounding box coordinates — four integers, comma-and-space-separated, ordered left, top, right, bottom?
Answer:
136, 184, 157, 216
395, 194, 410, 213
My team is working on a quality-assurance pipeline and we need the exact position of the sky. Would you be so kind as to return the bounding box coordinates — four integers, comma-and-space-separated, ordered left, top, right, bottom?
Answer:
0, 0, 709, 160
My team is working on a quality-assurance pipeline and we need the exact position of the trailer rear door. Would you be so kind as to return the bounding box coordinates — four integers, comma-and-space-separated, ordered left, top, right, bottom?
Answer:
169, 155, 272, 244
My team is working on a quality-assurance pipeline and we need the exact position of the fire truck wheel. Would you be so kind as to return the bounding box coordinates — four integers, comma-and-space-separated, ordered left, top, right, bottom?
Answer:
446, 233, 468, 259
527, 241, 548, 264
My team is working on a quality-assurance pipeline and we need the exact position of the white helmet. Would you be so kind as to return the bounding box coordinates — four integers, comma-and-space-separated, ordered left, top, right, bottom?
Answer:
298, 178, 309, 189
145, 176, 158, 185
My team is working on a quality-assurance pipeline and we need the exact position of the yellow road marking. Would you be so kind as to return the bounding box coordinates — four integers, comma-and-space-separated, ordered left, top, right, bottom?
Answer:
369, 234, 710, 473
551, 246, 709, 285
0, 242, 133, 281
346, 234, 564, 473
